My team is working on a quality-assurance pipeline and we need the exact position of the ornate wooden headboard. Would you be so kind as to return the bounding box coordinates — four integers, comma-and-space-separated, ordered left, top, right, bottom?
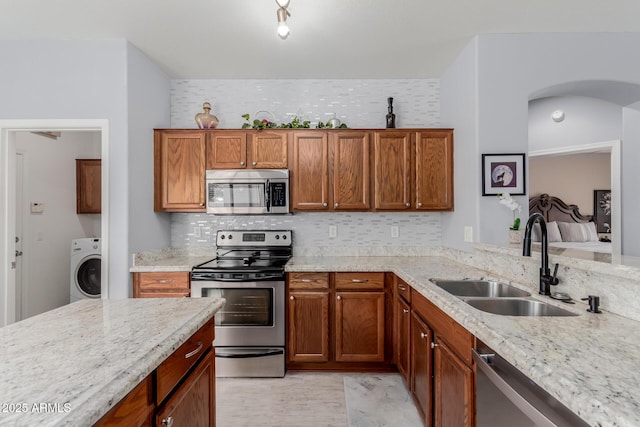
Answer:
529, 193, 593, 223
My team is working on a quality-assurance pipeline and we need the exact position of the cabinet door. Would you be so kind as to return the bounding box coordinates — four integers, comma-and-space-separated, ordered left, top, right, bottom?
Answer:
434, 338, 474, 427
335, 291, 385, 362
205, 131, 247, 169
291, 132, 330, 210
156, 349, 215, 427
331, 132, 370, 210
415, 130, 453, 211
250, 131, 288, 168
373, 132, 412, 210
287, 291, 330, 363
395, 296, 411, 384
76, 159, 102, 214
154, 131, 206, 212
411, 311, 433, 425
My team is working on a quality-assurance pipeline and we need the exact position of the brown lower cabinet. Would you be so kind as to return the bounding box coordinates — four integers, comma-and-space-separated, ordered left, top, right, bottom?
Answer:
132, 271, 190, 298
94, 319, 215, 426
287, 271, 394, 370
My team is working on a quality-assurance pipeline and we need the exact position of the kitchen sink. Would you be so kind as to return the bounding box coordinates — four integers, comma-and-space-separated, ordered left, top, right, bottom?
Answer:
431, 280, 531, 298
464, 298, 579, 317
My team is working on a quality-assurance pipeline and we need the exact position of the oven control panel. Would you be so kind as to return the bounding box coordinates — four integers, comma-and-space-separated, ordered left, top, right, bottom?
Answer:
216, 230, 292, 247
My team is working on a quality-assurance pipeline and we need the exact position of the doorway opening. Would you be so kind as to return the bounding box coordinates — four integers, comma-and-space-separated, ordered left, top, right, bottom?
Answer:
0, 119, 109, 327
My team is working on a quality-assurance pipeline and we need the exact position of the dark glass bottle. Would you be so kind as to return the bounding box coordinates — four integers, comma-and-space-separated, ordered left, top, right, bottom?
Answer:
386, 97, 396, 128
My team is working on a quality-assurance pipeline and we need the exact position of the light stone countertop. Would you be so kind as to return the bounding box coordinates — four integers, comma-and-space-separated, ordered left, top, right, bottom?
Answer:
0, 298, 225, 427
287, 255, 640, 427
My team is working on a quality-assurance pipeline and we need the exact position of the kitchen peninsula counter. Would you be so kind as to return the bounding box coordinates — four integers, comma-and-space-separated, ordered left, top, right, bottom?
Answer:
287, 255, 640, 427
0, 298, 224, 427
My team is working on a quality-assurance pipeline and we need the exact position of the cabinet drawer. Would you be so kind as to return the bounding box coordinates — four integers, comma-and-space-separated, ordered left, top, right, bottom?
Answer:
133, 272, 190, 297
288, 272, 329, 290
335, 272, 384, 290
411, 289, 474, 365
395, 277, 411, 303
156, 319, 215, 404
94, 374, 153, 427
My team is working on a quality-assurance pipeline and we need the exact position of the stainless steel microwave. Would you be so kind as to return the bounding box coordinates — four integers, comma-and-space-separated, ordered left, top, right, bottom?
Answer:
206, 169, 289, 214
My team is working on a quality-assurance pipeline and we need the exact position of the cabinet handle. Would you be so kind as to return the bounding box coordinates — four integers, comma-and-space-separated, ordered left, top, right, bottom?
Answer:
406, 202, 410, 207
300, 279, 317, 283
334, 203, 339, 208
290, 296, 294, 300
420, 332, 427, 339
337, 295, 342, 301
156, 279, 174, 284
417, 202, 423, 207
184, 341, 204, 359
398, 285, 406, 291
161, 416, 174, 426
351, 279, 369, 283
403, 309, 409, 314
240, 161, 245, 166
431, 342, 438, 348
252, 161, 257, 166
323, 202, 328, 207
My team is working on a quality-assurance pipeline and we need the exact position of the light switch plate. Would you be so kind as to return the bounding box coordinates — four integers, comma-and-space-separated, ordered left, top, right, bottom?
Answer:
329, 225, 337, 238
464, 226, 473, 242
391, 226, 399, 238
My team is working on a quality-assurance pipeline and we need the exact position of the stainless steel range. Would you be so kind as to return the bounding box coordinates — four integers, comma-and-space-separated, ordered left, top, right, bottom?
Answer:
191, 230, 292, 378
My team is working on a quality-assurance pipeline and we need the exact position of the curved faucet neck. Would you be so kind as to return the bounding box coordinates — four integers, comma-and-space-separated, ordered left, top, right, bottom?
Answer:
523, 213, 549, 272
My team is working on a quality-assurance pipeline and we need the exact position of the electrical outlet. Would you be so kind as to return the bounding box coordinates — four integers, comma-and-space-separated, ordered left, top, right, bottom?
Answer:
391, 226, 399, 238
194, 226, 202, 238
329, 225, 337, 238
464, 226, 473, 242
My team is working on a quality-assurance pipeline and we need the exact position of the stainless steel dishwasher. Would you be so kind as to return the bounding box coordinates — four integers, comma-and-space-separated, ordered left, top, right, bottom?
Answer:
474, 346, 590, 427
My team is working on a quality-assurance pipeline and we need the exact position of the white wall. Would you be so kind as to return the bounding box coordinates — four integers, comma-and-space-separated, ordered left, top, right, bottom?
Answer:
440, 33, 640, 256
15, 131, 100, 318
622, 103, 640, 255
169, 79, 443, 253
0, 40, 170, 303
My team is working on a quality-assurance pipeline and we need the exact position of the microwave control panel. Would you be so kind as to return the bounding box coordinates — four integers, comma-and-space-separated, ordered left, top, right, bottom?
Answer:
270, 182, 287, 207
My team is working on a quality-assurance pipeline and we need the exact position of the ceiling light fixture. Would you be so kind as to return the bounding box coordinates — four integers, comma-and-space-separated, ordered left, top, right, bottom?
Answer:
275, 0, 291, 40
551, 110, 565, 122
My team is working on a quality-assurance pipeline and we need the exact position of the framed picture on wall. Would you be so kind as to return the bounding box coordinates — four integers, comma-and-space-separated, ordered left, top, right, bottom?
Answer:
481, 153, 526, 196
593, 189, 612, 233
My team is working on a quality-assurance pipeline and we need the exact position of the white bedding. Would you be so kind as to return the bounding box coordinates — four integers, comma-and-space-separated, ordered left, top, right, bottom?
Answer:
549, 241, 612, 253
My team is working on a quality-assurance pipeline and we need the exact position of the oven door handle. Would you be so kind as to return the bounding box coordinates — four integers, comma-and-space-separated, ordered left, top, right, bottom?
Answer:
191, 274, 284, 282
216, 348, 284, 359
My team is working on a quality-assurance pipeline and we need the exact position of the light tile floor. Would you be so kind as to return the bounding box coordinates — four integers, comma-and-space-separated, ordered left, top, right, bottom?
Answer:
216, 372, 422, 427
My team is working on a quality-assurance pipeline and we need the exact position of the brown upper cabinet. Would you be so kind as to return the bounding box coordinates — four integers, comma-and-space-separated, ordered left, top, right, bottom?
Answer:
290, 130, 370, 211
206, 131, 288, 169
373, 129, 454, 211
154, 130, 206, 212
76, 159, 101, 214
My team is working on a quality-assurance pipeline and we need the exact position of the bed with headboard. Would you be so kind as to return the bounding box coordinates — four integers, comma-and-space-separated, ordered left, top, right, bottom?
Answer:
528, 193, 611, 253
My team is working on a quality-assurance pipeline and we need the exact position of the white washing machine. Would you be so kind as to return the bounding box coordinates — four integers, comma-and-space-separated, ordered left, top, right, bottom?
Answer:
70, 238, 102, 302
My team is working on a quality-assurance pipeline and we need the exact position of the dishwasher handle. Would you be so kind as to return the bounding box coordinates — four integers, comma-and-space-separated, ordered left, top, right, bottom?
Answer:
473, 349, 559, 427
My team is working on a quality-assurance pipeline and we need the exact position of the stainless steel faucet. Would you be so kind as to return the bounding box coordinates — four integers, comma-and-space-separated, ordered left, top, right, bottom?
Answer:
522, 213, 559, 295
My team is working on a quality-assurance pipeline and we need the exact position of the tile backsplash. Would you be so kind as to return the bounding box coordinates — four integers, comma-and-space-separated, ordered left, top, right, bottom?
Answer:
171, 212, 442, 256
169, 78, 442, 254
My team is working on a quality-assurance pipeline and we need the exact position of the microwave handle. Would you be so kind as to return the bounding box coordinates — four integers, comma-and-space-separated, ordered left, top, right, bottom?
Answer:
266, 179, 271, 212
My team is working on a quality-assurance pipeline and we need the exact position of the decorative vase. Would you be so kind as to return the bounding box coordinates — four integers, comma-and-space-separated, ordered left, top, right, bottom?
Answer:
386, 97, 396, 128
195, 102, 219, 129
509, 229, 524, 244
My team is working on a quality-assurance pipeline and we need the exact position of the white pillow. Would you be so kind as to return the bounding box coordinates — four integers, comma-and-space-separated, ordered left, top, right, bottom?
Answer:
532, 221, 562, 243
557, 221, 599, 242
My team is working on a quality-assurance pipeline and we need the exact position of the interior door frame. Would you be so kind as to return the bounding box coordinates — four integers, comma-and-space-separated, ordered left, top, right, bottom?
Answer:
0, 119, 109, 327
529, 139, 622, 255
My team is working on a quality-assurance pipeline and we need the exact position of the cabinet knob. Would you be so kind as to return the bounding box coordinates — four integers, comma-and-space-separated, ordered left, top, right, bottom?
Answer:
323, 202, 328, 207
290, 296, 294, 300
199, 202, 205, 207
403, 309, 409, 314
417, 202, 423, 207
240, 161, 245, 166
420, 332, 427, 339
161, 417, 174, 427
337, 295, 342, 301
252, 161, 257, 166
431, 342, 438, 348
334, 203, 339, 208
406, 202, 411, 207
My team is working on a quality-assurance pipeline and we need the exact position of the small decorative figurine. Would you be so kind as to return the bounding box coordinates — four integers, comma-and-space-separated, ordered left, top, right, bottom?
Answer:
386, 97, 396, 128
195, 102, 219, 129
